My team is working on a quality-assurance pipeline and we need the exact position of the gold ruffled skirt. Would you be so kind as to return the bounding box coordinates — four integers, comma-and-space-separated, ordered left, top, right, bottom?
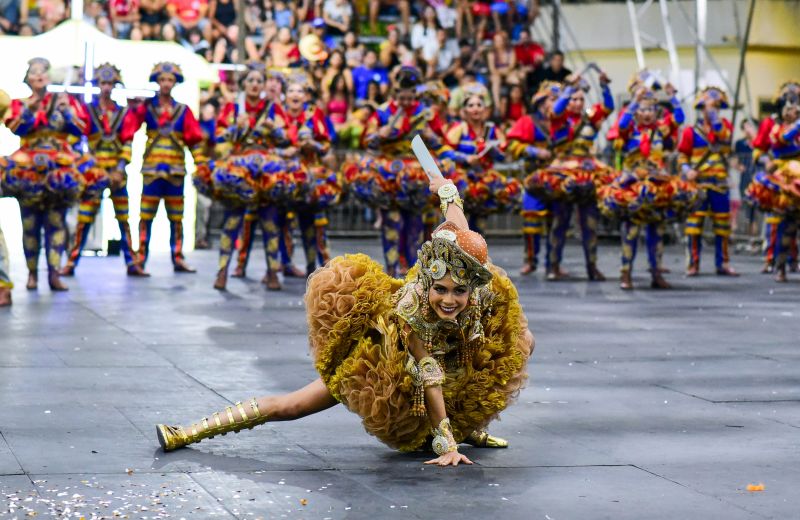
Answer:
305, 253, 534, 452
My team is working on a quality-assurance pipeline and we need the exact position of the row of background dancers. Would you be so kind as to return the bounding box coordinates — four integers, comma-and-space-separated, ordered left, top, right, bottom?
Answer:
1, 58, 799, 308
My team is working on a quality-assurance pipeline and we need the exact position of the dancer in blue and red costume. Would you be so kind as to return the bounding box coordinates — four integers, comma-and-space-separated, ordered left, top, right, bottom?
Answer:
746, 86, 800, 282
749, 81, 800, 274
600, 84, 698, 290
61, 63, 148, 277
525, 71, 614, 281
680, 87, 738, 276
360, 67, 447, 277
2, 58, 90, 291
231, 70, 307, 280
273, 73, 340, 277
203, 64, 286, 291
441, 83, 521, 236
505, 81, 560, 275
120, 62, 207, 273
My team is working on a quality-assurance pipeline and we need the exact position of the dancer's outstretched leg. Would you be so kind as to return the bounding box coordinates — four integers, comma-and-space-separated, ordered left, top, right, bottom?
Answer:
156, 378, 338, 451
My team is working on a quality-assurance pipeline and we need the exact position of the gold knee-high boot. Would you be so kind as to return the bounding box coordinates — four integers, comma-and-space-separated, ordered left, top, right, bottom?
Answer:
464, 430, 509, 448
156, 398, 269, 451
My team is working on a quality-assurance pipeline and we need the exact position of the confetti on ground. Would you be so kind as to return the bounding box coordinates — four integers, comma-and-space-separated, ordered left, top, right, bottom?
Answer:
746, 483, 765, 492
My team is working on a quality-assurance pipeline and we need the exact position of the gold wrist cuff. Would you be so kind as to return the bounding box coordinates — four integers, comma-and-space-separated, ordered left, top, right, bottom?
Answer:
437, 183, 463, 215
431, 417, 458, 456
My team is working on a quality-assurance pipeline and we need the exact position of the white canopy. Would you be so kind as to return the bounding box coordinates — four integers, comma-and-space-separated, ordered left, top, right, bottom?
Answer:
0, 19, 216, 110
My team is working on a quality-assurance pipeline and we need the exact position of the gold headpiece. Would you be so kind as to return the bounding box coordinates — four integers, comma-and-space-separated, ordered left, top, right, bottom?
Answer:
777, 80, 800, 106
417, 80, 449, 104
461, 82, 492, 107
24, 57, 51, 85
93, 63, 123, 86
627, 70, 662, 94
149, 62, 184, 83
694, 86, 729, 109
416, 222, 492, 290
531, 80, 561, 107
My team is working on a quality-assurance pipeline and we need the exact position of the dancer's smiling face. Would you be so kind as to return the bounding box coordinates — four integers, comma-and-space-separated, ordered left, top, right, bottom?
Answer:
428, 273, 470, 320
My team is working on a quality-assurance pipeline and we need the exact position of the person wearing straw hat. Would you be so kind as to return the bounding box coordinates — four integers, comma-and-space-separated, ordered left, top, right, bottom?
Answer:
2, 58, 91, 292
680, 86, 738, 277
120, 62, 207, 274
61, 63, 149, 278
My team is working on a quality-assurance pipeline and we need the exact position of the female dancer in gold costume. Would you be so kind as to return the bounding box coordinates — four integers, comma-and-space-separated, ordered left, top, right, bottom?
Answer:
157, 173, 534, 466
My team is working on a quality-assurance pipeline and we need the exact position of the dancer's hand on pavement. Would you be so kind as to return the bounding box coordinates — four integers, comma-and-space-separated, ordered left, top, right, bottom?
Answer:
424, 451, 473, 467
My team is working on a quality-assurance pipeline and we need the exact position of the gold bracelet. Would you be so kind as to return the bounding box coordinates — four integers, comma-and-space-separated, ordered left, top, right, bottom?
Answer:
438, 183, 463, 215
431, 417, 458, 456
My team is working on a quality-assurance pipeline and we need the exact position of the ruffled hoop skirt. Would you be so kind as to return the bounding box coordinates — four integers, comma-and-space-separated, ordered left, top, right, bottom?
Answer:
746, 160, 800, 215
2, 141, 83, 206
524, 155, 613, 204
448, 167, 523, 217
349, 155, 440, 211
286, 161, 343, 211
305, 253, 534, 451
599, 167, 702, 224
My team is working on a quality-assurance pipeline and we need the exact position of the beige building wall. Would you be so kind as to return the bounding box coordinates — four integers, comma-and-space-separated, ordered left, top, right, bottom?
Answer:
537, 1, 800, 125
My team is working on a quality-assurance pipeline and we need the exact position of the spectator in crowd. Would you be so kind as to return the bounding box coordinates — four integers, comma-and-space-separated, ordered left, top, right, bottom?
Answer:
321, 49, 354, 104
498, 83, 527, 129
369, 0, 409, 36
161, 19, 179, 42
514, 28, 545, 89
433, 28, 459, 81
532, 50, 571, 92
0, 0, 21, 34
109, 0, 140, 39
84, 0, 112, 36
186, 26, 212, 59
352, 49, 389, 100
267, 26, 299, 67
322, 0, 351, 36
139, 0, 168, 40
378, 24, 401, 69
34, 0, 66, 33
167, 0, 211, 43
487, 31, 518, 109
324, 72, 351, 132
342, 30, 364, 68
273, 0, 294, 29
410, 5, 439, 57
